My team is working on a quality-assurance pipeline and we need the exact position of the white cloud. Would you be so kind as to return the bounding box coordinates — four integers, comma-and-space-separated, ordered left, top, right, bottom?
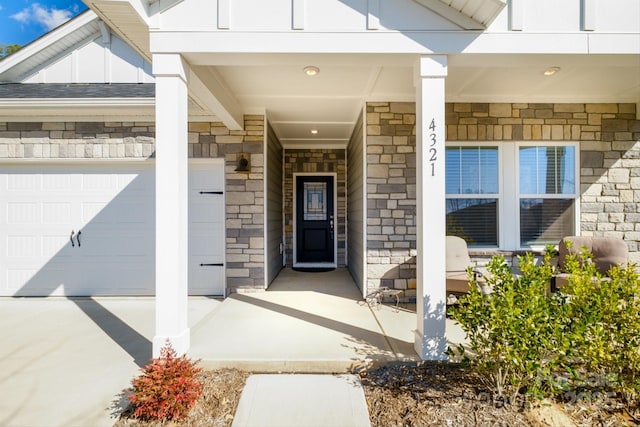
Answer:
10, 3, 74, 31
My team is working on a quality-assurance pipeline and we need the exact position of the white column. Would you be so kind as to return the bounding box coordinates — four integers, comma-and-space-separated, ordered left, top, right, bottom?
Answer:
414, 55, 448, 360
153, 53, 190, 357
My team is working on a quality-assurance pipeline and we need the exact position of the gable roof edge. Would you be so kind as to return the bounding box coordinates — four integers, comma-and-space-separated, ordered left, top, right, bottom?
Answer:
0, 10, 99, 77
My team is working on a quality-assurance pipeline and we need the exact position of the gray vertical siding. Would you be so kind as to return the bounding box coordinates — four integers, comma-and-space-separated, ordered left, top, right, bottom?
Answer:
265, 121, 284, 285
347, 111, 365, 291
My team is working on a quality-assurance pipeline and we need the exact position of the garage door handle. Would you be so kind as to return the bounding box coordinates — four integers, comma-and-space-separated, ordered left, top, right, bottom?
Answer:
200, 263, 224, 267
70, 231, 75, 247
199, 191, 224, 195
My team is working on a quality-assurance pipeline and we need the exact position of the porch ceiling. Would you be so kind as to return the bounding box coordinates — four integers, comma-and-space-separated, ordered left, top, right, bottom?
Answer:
185, 52, 640, 148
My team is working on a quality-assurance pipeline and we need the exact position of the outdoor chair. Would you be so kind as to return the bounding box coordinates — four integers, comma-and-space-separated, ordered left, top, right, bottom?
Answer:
446, 236, 489, 302
552, 235, 629, 291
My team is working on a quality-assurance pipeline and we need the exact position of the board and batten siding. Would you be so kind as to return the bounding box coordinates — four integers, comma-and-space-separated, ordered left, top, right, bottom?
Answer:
347, 110, 365, 292
22, 33, 153, 84
265, 121, 284, 286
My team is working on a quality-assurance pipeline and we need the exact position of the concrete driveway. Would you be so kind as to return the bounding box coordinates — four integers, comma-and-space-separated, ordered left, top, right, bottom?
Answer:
0, 297, 220, 427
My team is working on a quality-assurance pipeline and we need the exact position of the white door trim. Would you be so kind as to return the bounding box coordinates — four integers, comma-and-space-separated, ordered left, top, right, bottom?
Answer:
292, 172, 338, 268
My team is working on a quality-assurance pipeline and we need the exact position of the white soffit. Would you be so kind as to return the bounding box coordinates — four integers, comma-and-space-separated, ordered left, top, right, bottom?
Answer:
84, 0, 151, 61
413, 0, 506, 29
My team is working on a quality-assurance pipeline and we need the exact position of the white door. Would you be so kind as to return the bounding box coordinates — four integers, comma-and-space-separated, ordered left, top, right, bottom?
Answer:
188, 161, 225, 296
0, 161, 225, 296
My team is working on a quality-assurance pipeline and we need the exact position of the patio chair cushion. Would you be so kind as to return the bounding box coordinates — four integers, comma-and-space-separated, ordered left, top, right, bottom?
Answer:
446, 236, 473, 273
555, 236, 629, 289
446, 236, 488, 295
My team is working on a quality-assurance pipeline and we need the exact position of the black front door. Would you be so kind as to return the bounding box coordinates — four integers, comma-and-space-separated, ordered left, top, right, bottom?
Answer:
296, 175, 335, 264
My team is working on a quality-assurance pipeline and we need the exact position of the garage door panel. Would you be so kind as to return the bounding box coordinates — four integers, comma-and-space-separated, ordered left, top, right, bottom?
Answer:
42, 203, 73, 225
42, 234, 74, 259
7, 236, 40, 258
42, 173, 73, 191
7, 202, 40, 224
1, 160, 225, 297
7, 174, 40, 191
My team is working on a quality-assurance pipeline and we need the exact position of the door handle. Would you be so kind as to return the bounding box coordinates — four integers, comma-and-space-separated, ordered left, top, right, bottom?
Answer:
70, 231, 75, 247
76, 230, 81, 247
329, 215, 334, 240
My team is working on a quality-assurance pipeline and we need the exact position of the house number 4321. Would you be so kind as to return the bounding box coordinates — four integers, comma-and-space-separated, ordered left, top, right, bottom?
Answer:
428, 118, 437, 177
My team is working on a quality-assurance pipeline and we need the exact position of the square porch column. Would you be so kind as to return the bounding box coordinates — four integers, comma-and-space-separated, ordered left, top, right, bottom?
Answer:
414, 55, 448, 360
153, 53, 190, 357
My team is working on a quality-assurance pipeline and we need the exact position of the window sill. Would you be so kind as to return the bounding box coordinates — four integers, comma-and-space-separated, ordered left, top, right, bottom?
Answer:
468, 248, 546, 257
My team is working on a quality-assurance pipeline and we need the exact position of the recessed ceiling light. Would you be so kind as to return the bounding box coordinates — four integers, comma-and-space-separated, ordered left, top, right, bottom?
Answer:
543, 66, 561, 76
310, 129, 319, 135
303, 66, 320, 76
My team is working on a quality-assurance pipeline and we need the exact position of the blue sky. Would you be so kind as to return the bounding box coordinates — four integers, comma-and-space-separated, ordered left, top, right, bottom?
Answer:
0, 1, 87, 47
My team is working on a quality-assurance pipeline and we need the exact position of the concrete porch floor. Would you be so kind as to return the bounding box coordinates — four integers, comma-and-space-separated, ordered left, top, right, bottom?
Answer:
0, 268, 467, 426
190, 268, 466, 372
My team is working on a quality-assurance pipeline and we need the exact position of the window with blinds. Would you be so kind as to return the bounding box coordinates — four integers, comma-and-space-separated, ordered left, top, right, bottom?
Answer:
445, 142, 579, 250
518, 145, 577, 246
445, 145, 499, 247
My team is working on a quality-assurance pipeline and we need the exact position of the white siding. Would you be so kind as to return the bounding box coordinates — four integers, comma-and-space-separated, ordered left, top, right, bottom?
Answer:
22, 33, 153, 84
156, 0, 639, 35
159, 0, 456, 32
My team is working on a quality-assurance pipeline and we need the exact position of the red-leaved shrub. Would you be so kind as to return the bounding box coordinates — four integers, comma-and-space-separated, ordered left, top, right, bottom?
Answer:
128, 341, 203, 421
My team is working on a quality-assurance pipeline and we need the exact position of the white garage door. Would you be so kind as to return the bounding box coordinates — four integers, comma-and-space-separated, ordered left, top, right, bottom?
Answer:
0, 160, 225, 296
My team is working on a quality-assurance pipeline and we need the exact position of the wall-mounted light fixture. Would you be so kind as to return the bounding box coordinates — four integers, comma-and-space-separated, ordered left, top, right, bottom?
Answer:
235, 153, 250, 172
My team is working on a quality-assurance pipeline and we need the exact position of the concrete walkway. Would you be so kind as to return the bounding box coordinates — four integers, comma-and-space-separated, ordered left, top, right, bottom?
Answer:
0, 268, 467, 426
232, 374, 371, 427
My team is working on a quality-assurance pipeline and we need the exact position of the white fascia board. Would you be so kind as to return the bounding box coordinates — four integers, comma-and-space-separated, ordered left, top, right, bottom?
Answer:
189, 66, 244, 130
0, 114, 156, 122
0, 98, 155, 108
587, 33, 640, 54
0, 11, 98, 75
281, 142, 348, 149
151, 30, 603, 55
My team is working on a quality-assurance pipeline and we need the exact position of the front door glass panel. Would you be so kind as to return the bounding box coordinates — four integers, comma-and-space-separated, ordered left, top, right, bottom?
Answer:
303, 182, 327, 221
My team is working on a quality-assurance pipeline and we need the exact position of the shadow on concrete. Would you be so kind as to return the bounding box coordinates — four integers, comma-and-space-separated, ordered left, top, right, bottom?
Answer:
233, 293, 416, 363
72, 298, 151, 367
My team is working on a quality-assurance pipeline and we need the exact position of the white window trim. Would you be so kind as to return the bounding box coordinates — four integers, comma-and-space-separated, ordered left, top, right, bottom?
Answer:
445, 140, 580, 252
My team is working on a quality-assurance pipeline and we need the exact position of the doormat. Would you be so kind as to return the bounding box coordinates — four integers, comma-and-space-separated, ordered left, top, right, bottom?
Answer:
292, 267, 335, 273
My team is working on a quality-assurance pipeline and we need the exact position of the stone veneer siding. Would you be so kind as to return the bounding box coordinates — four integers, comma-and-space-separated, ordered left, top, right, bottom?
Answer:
365, 102, 640, 293
188, 117, 266, 292
365, 102, 417, 294
447, 103, 640, 266
0, 116, 266, 293
283, 149, 346, 267
0, 121, 156, 158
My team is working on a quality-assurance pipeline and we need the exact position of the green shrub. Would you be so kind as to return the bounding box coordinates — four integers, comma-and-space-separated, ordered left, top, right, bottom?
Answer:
559, 245, 640, 405
129, 341, 203, 421
449, 251, 560, 402
450, 244, 640, 409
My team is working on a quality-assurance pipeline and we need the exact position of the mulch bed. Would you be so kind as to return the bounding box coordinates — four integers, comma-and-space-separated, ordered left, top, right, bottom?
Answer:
113, 365, 638, 426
